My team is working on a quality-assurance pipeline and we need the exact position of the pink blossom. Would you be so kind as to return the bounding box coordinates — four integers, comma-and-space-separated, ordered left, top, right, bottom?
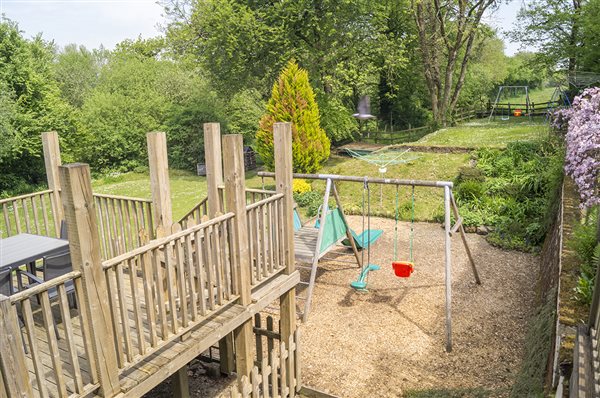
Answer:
561, 87, 600, 208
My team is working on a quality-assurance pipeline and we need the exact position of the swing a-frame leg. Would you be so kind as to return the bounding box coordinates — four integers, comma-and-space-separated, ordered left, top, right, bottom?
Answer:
332, 182, 362, 268
450, 192, 481, 285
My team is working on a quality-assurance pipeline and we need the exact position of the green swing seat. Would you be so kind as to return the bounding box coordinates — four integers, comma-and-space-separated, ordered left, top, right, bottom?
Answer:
342, 228, 383, 250
315, 207, 382, 250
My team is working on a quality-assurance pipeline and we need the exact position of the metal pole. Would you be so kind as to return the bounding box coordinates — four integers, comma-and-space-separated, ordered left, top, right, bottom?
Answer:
257, 171, 453, 189
444, 185, 453, 352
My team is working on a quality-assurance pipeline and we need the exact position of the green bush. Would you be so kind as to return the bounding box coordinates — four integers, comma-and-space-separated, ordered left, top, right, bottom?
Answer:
570, 209, 600, 304
454, 138, 564, 251
316, 92, 358, 143
226, 89, 265, 144
455, 180, 485, 202
293, 190, 323, 218
256, 60, 330, 173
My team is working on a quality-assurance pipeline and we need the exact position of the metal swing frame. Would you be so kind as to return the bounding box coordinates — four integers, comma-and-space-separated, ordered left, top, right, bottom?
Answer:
260, 171, 482, 352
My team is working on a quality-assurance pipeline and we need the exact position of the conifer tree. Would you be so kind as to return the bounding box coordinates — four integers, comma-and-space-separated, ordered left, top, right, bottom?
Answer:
256, 60, 330, 173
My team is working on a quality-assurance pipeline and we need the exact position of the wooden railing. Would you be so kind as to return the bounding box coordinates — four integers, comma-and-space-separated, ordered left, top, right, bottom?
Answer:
246, 193, 286, 286
245, 188, 276, 205
179, 189, 276, 231
93, 193, 154, 260
178, 197, 208, 229
101, 212, 238, 370
220, 326, 301, 398
0, 271, 100, 397
0, 190, 61, 238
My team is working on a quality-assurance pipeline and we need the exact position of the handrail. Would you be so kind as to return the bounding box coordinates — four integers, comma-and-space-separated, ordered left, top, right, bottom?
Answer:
9, 270, 82, 303
102, 211, 235, 269
245, 188, 277, 195
0, 189, 53, 205
92, 192, 152, 203
178, 196, 208, 224
245, 193, 284, 211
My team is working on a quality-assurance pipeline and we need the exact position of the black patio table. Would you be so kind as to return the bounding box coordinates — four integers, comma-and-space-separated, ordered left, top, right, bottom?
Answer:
0, 233, 69, 272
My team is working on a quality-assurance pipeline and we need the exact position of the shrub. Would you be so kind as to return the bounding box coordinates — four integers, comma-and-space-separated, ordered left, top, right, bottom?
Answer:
292, 179, 311, 194
454, 138, 564, 251
571, 209, 600, 303
562, 87, 600, 209
255, 60, 330, 173
455, 180, 485, 202
294, 190, 321, 208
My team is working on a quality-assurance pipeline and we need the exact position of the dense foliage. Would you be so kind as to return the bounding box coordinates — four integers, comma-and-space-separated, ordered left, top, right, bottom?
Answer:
455, 139, 564, 251
0, 21, 76, 195
511, 0, 600, 74
570, 209, 600, 303
256, 61, 330, 173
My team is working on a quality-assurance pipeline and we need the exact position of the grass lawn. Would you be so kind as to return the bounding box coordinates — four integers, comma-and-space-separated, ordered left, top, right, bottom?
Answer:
412, 117, 549, 148
493, 86, 556, 104
91, 151, 469, 224
92, 169, 268, 222
310, 152, 469, 221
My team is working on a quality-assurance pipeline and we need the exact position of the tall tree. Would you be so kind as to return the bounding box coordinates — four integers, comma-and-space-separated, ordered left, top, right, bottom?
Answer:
412, 0, 498, 125
0, 20, 76, 193
54, 44, 108, 108
256, 60, 330, 173
510, 0, 582, 72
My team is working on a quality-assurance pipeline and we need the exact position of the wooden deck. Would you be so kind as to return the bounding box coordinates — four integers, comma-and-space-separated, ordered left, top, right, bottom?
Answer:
17, 269, 299, 397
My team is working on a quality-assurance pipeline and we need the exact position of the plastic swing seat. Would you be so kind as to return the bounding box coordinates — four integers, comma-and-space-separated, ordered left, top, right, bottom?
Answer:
392, 261, 414, 278
350, 264, 381, 290
342, 228, 383, 250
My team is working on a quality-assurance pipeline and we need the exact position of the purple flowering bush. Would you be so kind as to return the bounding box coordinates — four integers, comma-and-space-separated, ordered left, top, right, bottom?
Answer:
562, 87, 600, 208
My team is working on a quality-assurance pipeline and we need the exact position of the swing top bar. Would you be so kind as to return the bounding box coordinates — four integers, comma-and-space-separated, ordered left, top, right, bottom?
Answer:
258, 172, 453, 189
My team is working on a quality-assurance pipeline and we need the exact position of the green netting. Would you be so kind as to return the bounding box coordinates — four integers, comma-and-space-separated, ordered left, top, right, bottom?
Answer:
319, 208, 348, 253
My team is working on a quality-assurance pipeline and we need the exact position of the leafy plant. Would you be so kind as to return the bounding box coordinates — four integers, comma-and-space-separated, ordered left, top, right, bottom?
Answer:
571, 209, 600, 303
255, 60, 330, 173
293, 190, 323, 218
454, 137, 564, 251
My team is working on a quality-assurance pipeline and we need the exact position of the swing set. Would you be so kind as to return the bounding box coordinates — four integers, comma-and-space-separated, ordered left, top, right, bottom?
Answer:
260, 171, 481, 352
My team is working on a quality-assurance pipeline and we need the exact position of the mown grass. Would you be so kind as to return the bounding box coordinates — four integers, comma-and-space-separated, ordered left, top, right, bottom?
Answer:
413, 117, 549, 148
92, 169, 266, 221
91, 152, 469, 223
308, 152, 469, 221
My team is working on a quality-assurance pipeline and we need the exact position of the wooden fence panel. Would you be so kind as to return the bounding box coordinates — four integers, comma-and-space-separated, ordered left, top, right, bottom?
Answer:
218, 328, 301, 398
246, 194, 286, 286
0, 190, 59, 238
93, 193, 154, 260
101, 212, 238, 370
3, 271, 100, 397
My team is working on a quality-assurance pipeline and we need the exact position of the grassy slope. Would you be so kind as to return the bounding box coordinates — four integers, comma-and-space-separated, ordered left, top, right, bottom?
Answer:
414, 117, 549, 148
493, 86, 556, 105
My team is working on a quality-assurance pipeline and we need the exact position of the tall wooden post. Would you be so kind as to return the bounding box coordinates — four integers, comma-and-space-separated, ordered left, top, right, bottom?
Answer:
204, 123, 224, 215
59, 163, 120, 396
42, 131, 64, 235
0, 295, 33, 397
147, 132, 173, 233
146, 133, 189, 396
274, 123, 297, 341
204, 122, 235, 374
223, 134, 254, 378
